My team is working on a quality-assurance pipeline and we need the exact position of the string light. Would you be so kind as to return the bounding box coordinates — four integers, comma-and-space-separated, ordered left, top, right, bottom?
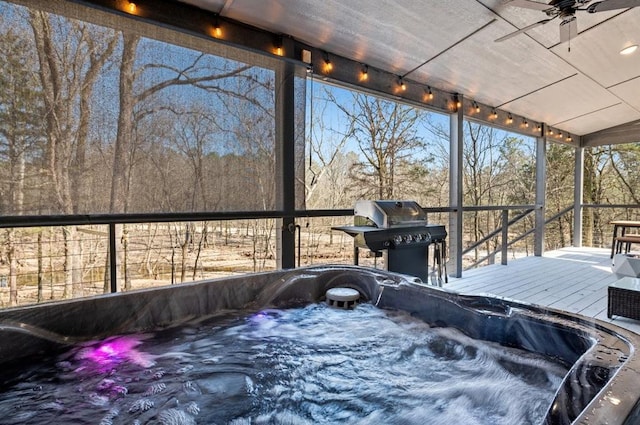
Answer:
491, 109, 498, 119
425, 87, 434, 101
126, 1, 136, 13
360, 64, 369, 81
523, 119, 529, 128
398, 77, 406, 91
567, 135, 572, 142
274, 36, 283, 56
507, 113, 513, 124
473, 101, 480, 113
453, 94, 461, 110
537, 124, 542, 131
548, 129, 554, 136
212, 15, 222, 38
323, 52, 333, 72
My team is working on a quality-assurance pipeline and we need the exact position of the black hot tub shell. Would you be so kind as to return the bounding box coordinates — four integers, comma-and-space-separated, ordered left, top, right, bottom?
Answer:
0, 265, 639, 424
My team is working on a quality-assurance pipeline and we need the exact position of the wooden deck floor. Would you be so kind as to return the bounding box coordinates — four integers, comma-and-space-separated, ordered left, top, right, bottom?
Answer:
446, 246, 640, 335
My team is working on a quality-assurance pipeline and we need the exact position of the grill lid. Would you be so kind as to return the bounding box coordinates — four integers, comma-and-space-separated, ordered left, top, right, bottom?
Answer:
354, 200, 427, 228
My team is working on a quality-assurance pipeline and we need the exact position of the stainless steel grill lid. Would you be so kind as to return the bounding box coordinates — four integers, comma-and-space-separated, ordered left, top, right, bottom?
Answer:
354, 200, 427, 228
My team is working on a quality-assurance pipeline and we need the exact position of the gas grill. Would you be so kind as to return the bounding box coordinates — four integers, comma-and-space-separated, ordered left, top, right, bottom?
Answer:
333, 200, 447, 285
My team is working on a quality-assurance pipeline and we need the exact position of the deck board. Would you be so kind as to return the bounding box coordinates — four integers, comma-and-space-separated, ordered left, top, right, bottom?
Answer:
445, 247, 640, 335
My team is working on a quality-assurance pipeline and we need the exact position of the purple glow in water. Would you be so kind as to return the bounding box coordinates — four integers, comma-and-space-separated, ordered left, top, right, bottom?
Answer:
77, 336, 155, 369
251, 312, 268, 320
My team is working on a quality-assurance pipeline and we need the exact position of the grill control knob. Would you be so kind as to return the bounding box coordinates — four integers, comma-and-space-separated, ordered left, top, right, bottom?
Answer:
393, 235, 403, 245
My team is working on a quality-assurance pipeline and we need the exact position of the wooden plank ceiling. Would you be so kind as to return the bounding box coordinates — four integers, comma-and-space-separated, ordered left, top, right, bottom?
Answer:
178, 0, 640, 143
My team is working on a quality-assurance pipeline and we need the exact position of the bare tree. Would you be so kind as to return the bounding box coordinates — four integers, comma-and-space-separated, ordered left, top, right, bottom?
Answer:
306, 87, 354, 206
109, 33, 138, 214
582, 147, 611, 246
170, 105, 223, 210
29, 11, 117, 298
608, 144, 640, 204
462, 122, 514, 260
545, 143, 575, 249
0, 22, 45, 306
331, 92, 427, 199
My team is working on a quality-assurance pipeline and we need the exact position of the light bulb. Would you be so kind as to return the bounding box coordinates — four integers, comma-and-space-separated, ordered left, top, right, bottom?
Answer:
212, 23, 222, 38
361, 65, 368, 81
425, 87, 434, 101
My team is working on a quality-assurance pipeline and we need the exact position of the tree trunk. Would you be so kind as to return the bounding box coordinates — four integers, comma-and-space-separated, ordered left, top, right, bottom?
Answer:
37, 230, 44, 303
192, 223, 205, 281
583, 152, 594, 246
49, 229, 55, 300
6, 229, 18, 306
108, 34, 139, 291
110, 33, 138, 213
62, 227, 83, 298
140, 224, 159, 278
30, 11, 117, 298
179, 224, 191, 283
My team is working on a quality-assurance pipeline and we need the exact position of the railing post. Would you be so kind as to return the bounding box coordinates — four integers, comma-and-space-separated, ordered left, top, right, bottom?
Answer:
108, 222, 117, 293
275, 51, 297, 269
574, 145, 584, 247
535, 132, 546, 256
449, 98, 464, 278
501, 210, 509, 265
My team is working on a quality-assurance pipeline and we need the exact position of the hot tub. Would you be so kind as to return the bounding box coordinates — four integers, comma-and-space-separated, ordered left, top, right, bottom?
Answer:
0, 266, 639, 424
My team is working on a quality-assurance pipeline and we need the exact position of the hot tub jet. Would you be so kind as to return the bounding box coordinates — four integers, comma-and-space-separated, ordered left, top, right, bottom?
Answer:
325, 287, 360, 309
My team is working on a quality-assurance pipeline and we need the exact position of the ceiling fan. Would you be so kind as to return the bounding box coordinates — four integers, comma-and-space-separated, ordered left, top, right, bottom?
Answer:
495, 0, 640, 43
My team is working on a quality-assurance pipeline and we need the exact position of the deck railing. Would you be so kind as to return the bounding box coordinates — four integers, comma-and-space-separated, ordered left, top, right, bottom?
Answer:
1, 204, 639, 308
462, 206, 537, 269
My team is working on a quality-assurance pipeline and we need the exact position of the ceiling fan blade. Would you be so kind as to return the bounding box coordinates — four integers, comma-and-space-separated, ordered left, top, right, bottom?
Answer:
503, 0, 553, 11
559, 17, 578, 43
495, 18, 552, 42
587, 0, 640, 12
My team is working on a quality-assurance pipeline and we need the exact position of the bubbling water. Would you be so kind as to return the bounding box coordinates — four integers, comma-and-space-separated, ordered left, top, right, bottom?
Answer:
0, 303, 568, 424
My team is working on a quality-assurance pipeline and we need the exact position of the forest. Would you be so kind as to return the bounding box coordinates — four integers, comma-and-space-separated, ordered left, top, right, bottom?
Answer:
1, 1, 639, 307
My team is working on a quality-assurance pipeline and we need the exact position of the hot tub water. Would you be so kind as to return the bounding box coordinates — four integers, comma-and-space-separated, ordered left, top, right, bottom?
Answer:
0, 303, 568, 425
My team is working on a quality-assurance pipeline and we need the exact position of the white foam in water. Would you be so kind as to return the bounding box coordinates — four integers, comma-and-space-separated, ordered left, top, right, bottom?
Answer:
0, 303, 568, 424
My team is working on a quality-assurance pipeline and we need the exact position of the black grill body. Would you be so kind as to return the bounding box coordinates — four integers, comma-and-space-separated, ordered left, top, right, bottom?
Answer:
333, 200, 447, 284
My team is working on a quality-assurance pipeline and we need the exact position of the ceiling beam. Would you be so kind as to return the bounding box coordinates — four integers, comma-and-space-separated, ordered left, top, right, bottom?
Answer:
581, 119, 640, 147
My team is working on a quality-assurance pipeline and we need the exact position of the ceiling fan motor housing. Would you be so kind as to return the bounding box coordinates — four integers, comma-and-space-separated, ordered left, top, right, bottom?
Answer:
548, 0, 582, 16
